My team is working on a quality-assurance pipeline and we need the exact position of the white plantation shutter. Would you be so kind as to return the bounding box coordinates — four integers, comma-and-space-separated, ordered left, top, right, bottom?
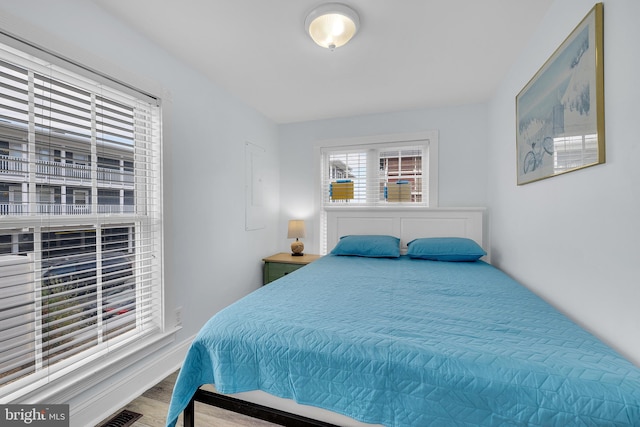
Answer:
0, 39, 162, 398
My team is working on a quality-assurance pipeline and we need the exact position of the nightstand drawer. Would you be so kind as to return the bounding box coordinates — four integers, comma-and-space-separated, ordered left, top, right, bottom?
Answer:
264, 262, 303, 284
262, 253, 321, 285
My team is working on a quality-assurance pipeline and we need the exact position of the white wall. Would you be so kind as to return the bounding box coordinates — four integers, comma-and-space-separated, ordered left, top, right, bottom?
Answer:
278, 104, 489, 253
487, 0, 640, 365
0, 0, 280, 423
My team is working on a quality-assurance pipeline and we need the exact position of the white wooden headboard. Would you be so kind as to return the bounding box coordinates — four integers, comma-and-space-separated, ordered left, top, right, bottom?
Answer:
326, 207, 488, 260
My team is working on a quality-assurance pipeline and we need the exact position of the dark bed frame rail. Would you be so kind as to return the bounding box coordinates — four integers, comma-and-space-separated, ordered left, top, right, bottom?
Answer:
184, 388, 340, 427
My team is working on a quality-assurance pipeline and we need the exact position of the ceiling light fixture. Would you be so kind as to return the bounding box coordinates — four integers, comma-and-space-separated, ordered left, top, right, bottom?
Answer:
305, 3, 360, 51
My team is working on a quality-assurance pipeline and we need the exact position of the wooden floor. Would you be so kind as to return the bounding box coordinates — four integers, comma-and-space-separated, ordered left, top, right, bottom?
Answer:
97, 370, 278, 427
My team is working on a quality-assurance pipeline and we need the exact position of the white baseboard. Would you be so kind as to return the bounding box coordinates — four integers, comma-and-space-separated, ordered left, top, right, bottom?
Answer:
71, 333, 195, 427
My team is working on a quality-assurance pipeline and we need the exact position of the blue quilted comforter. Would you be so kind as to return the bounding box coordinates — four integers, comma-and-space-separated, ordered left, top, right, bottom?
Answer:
166, 255, 640, 426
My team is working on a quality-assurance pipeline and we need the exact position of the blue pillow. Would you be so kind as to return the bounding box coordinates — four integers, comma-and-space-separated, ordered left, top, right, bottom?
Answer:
406, 237, 486, 262
331, 235, 400, 258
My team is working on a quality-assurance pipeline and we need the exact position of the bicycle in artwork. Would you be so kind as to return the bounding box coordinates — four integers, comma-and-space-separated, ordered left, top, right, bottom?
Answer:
523, 136, 554, 174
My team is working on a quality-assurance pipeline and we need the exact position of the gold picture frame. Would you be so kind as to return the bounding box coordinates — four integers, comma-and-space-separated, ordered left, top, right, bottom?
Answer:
516, 3, 604, 185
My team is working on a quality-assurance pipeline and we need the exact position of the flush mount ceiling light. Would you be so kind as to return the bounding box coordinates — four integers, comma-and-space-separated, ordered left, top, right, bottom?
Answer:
305, 3, 360, 51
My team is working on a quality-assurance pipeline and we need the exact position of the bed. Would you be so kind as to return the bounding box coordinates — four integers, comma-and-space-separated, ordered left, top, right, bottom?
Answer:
166, 208, 640, 426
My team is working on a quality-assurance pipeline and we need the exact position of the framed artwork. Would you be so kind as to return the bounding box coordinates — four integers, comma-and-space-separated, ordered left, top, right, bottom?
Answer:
516, 3, 604, 185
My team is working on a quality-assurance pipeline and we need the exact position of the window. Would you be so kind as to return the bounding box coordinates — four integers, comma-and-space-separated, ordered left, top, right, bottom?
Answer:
0, 39, 162, 399
318, 132, 438, 253
322, 146, 425, 204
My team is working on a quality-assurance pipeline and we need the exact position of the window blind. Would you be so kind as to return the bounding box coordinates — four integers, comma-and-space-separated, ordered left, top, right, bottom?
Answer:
0, 40, 162, 398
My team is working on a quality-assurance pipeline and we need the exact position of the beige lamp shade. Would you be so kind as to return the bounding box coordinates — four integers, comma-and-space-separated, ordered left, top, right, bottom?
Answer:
287, 220, 306, 239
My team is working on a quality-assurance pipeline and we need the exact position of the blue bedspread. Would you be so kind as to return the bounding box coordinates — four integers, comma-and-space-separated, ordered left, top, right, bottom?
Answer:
166, 255, 640, 426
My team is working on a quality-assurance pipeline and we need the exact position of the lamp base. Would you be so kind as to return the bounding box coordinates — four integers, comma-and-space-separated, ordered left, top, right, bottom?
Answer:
291, 240, 304, 256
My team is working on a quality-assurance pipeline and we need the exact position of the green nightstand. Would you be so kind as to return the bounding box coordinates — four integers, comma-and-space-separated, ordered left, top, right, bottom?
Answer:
262, 252, 321, 285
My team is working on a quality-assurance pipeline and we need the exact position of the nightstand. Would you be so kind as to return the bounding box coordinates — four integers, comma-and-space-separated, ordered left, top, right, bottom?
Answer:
262, 252, 321, 285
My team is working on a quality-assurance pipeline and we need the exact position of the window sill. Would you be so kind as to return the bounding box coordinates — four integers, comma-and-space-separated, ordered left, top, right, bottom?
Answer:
4, 327, 180, 404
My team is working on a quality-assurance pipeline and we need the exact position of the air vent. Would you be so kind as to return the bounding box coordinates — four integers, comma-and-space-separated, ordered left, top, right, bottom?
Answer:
97, 409, 142, 427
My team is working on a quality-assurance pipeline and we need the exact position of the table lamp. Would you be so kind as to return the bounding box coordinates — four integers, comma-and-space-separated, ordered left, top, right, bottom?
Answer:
287, 220, 306, 256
